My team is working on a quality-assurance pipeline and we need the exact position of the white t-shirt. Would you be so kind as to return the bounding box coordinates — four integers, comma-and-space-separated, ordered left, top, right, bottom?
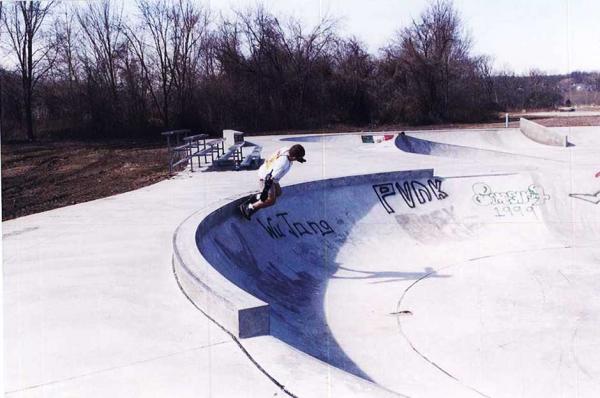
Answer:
258, 147, 292, 182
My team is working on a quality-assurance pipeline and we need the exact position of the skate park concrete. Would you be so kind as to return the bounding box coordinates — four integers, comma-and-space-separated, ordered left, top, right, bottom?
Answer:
3, 124, 600, 397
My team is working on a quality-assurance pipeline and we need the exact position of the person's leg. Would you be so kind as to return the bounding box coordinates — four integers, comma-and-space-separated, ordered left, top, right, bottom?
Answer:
251, 183, 277, 210
249, 179, 268, 204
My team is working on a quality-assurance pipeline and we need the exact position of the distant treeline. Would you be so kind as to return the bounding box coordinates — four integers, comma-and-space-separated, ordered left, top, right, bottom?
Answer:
0, 0, 598, 141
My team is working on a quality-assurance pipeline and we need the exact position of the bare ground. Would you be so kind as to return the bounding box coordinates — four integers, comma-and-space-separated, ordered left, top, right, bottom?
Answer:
1, 140, 170, 221
2, 115, 599, 221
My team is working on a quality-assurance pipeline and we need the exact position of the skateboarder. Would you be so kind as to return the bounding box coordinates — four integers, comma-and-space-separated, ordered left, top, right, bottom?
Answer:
240, 144, 306, 220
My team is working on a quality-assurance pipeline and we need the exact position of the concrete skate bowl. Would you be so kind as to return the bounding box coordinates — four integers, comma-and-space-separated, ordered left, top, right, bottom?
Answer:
394, 131, 569, 164
174, 161, 600, 396
173, 168, 445, 382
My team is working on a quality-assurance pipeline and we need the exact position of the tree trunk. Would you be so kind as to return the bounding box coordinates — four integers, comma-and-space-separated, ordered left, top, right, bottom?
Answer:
0, 70, 3, 138
26, 1, 35, 141
21, 69, 34, 141
25, 90, 34, 141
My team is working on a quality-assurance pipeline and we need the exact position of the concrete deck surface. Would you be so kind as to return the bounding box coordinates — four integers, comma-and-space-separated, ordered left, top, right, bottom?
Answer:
3, 126, 600, 397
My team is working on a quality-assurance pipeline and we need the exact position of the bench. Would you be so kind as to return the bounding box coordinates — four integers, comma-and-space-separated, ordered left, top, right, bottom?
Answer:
238, 146, 262, 169
171, 133, 212, 173
162, 129, 191, 174
163, 130, 226, 173
214, 142, 244, 167
171, 143, 193, 169
198, 138, 226, 165
183, 134, 213, 171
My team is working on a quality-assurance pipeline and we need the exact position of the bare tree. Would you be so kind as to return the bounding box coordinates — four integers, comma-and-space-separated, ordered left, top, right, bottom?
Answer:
379, 0, 494, 123
331, 38, 374, 123
126, 0, 175, 127
53, 4, 79, 86
76, 0, 124, 101
284, 16, 338, 124
126, 0, 210, 128
0, 1, 4, 137
2, 1, 56, 141
40, 4, 85, 133
170, 0, 210, 123
217, 6, 339, 129
400, 0, 470, 121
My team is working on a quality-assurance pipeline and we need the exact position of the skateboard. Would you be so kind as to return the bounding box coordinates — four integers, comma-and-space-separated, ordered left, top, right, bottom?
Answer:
238, 193, 259, 220
238, 172, 274, 220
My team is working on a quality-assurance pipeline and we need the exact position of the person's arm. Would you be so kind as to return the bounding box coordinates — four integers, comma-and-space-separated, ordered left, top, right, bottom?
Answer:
259, 171, 274, 201
269, 157, 290, 182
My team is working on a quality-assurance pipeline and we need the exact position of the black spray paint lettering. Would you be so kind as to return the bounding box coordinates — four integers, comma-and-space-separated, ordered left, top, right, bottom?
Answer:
257, 212, 334, 240
307, 221, 321, 234
256, 217, 286, 239
293, 222, 313, 236
411, 181, 432, 204
277, 212, 299, 238
428, 179, 449, 200
395, 182, 416, 208
372, 183, 396, 213
374, 179, 448, 214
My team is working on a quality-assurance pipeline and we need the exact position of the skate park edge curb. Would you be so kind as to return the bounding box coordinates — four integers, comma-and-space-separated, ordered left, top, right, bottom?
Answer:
172, 196, 270, 339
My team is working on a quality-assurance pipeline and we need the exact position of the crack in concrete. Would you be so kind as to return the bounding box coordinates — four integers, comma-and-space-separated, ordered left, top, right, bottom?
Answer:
394, 245, 573, 398
5, 341, 231, 395
394, 267, 491, 398
171, 256, 299, 398
2, 226, 39, 239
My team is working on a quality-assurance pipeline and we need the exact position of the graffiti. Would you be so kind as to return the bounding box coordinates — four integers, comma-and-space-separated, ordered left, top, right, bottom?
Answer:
569, 191, 600, 205
472, 182, 550, 206
373, 183, 396, 213
373, 179, 448, 214
492, 205, 537, 217
472, 182, 550, 217
257, 212, 335, 240
395, 206, 479, 241
361, 134, 394, 144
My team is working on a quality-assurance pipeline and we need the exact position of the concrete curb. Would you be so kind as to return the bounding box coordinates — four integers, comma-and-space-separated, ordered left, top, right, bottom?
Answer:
172, 195, 270, 338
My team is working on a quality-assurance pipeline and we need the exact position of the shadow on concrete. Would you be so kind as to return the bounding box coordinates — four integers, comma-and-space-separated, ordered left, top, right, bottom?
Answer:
332, 265, 451, 284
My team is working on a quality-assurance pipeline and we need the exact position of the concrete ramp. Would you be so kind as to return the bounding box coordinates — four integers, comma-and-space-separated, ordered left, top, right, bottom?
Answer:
394, 131, 520, 160
395, 130, 570, 165
174, 169, 444, 379
519, 117, 568, 146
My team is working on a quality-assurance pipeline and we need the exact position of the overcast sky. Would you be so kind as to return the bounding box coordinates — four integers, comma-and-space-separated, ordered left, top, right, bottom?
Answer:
205, 0, 600, 74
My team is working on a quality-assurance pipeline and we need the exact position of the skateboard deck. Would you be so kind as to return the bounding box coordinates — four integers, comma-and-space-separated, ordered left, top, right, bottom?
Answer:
237, 193, 259, 220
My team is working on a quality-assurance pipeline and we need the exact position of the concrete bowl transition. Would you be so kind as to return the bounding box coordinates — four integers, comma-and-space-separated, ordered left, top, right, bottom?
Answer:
173, 169, 436, 381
